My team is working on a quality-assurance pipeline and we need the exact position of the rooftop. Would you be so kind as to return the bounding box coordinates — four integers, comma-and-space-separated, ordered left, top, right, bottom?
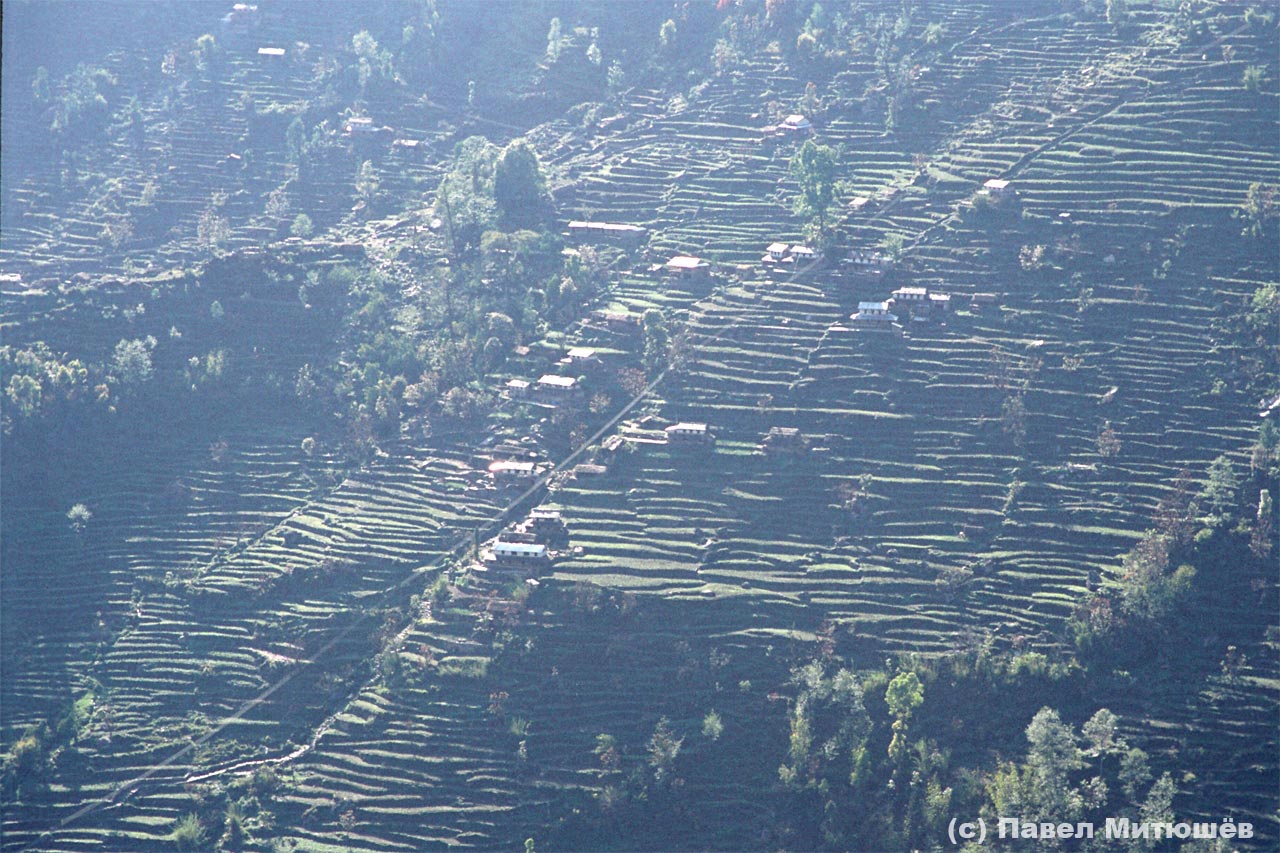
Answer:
493, 542, 547, 556
984, 178, 1011, 190
538, 374, 578, 388
489, 460, 536, 473
667, 422, 709, 433
667, 255, 709, 270
568, 221, 646, 233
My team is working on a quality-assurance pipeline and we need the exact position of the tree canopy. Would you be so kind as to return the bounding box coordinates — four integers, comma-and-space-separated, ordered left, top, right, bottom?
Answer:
493, 140, 548, 227
788, 139, 839, 237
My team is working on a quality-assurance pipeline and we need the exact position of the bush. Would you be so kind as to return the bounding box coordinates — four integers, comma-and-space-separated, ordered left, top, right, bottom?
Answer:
702, 710, 724, 740
170, 813, 205, 851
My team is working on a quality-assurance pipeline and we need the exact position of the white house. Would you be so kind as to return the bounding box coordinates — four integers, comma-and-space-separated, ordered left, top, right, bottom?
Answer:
491, 541, 548, 564
781, 114, 813, 133
981, 178, 1012, 198
665, 422, 713, 444
345, 116, 379, 135
850, 302, 901, 334
764, 242, 791, 263
488, 460, 536, 484
536, 374, 580, 402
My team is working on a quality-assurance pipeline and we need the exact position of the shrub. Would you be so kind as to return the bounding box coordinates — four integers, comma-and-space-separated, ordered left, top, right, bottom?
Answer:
170, 813, 205, 851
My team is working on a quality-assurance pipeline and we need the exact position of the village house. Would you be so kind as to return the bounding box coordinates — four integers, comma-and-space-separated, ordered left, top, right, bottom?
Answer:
763, 242, 791, 265
564, 346, 600, 366
842, 249, 894, 278
970, 292, 1000, 311
496, 526, 538, 545
890, 286, 953, 320
890, 286, 928, 306
524, 508, 569, 544
535, 373, 582, 404
850, 301, 903, 335
567, 221, 648, 250
592, 310, 642, 332
665, 422, 714, 445
489, 541, 549, 570
760, 114, 814, 144
256, 46, 286, 60
979, 178, 1014, 201
488, 460, 537, 486
665, 255, 711, 281
781, 114, 813, 134
222, 3, 260, 32
345, 116, 390, 136
505, 378, 531, 400
527, 507, 565, 531
762, 243, 822, 269
789, 245, 821, 264
760, 426, 806, 454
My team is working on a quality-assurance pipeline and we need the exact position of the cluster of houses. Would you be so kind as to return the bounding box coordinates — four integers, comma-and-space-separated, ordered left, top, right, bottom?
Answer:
484, 507, 571, 573
840, 248, 895, 279
844, 285, 952, 336
760, 114, 814, 144
844, 284, 1001, 335
762, 241, 899, 283
562, 219, 711, 284
503, 345, 604, 408
762, 242, 822, 272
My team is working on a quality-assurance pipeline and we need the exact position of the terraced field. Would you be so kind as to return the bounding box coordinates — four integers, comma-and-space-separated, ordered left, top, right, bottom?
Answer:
2, 2, 1277, 851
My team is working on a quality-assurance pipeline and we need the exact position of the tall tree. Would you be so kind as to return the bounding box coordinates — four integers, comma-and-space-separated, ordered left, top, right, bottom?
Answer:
789, 139, 839, 233
493, 141, 548, 227
642, 309, 669, 377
